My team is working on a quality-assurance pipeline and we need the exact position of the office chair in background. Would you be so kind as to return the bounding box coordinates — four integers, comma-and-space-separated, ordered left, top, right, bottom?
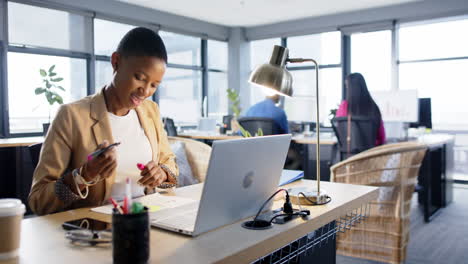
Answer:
331, 116, 379, 161
237, 117, 282, 136
162, 117, 178, 136
221, 115, 233, 133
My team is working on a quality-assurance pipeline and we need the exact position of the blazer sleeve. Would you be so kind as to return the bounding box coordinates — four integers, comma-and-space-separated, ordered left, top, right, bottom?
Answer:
376, 120, 386, 146
335, 100, 348, 117
28, 105, 73, 215
152, 103, 179, 185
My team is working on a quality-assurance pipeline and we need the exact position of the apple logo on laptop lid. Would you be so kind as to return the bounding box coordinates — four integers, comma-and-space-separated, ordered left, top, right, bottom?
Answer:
243, 171, 254, 189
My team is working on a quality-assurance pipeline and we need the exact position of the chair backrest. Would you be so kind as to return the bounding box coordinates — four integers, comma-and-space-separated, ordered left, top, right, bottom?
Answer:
222, 115, 233, 130
237, 117, 282, 135
330, 142, 427, 264
29, 143, 42, 169
162, 117, 177, 136
331, 116, 379, 160
167, 136, 212, 182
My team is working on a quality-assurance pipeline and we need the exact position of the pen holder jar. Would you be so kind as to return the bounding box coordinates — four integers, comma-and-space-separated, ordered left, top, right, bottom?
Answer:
112, 211, 149, 264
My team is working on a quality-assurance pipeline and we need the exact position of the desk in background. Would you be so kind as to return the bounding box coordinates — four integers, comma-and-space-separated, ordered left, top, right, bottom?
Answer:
416, 134, 454, 222
178, 131, 243, 141
1, 180, 378, 264
292, 133, 338, 182
0, 137, 43, 214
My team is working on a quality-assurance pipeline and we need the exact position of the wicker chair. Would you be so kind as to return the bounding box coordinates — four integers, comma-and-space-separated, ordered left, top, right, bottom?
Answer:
330, 142, 427, 264
168, 136, 212, 182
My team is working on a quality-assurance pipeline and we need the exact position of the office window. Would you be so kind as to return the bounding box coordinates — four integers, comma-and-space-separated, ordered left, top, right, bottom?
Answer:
399, 18, 468, 130
5, 2, 89, 136
351, 30, 392, 91
159, 31, 201, 66
208, 72, 228, 120
94, 19, 136, 56
285, 31, 342, 126
208, 40, 227, 70
399, 19, 468, 61
7, 52, 87, 134
250, 38, 282, 105
286, 68, 342, 124
8, 2, 86, 52
207, 40, 228, 121
158, 68, 202, 124
399, 60, 468, 130
95, 60, 113, 90
287, 31, 341, 67
94, 19, 136, 90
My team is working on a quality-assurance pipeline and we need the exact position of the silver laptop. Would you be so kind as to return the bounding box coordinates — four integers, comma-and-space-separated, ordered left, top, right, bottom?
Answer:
151, 134, 292, 236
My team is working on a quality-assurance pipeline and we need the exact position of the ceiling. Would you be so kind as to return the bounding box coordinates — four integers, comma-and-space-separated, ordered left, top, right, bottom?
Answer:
116, 0, 421, 27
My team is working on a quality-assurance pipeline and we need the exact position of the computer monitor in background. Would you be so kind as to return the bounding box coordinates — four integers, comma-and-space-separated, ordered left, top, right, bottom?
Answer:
410, 98, 432, 129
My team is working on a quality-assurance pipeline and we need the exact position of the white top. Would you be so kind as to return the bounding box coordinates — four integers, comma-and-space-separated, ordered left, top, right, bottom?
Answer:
0, 199, 25, 217
108, 110, 153, 201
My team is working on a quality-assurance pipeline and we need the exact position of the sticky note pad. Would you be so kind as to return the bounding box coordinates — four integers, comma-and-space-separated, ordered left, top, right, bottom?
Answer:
147, 205, 162, 212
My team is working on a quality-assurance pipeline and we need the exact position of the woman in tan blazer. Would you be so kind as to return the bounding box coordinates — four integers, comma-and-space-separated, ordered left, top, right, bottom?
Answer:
29, 27, 179, 215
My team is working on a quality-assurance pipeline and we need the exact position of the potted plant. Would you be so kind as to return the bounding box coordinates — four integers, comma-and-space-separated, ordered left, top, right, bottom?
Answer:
226, 88, 263, 137
34, 65, 65, 135
227, 88, 242, 133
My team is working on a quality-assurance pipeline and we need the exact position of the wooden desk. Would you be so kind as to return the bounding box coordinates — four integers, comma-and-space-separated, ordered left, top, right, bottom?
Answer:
415, 134, 455, 222
0, 137, 44, 215
178, 133, 243, 141
2, 180, 377, 264
291, 134, 337, 145
292, 134, 338, 182
0, 137, 43, 148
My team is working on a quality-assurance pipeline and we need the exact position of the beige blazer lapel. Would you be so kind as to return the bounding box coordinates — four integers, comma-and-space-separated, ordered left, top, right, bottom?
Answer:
135, 105, 158, 162
89, 90, 116, 201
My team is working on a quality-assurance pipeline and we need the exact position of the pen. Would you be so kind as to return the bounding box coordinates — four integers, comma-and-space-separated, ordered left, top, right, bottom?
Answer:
124, 177, 132, 214
87, 142, 121, 161
137, 163, 146, 171
109, 197, 123, 214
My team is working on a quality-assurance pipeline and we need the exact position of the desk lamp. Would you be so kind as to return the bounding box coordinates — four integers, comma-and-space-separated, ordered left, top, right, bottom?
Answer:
249, 45, 329, 205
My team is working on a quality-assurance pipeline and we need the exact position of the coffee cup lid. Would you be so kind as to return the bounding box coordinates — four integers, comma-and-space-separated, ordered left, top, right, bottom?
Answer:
0, 199, 25, 217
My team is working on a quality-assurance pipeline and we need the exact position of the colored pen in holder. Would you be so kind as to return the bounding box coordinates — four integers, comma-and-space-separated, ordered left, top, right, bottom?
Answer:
112, 209, 149, 264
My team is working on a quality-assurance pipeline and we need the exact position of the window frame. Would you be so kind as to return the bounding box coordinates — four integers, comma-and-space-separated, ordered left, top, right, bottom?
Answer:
283, 32, 343, 128
397, 18, 468, 132
0, 1, 229, 137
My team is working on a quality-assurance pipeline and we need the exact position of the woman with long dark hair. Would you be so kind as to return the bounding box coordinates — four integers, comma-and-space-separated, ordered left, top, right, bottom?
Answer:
336, 73, 386, 145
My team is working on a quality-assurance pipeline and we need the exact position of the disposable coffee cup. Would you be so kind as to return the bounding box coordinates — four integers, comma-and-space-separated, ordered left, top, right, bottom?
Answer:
0, 199, 25, 260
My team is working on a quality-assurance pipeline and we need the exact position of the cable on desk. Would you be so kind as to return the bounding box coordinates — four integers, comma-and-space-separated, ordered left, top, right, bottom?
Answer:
298, 192, 332, 205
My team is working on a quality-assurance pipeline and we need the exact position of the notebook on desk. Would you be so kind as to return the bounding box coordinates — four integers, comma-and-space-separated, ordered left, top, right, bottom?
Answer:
151, 134, 291, 236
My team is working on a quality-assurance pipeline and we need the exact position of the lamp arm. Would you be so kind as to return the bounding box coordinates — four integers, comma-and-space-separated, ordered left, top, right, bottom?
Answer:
288, 58, 321, 193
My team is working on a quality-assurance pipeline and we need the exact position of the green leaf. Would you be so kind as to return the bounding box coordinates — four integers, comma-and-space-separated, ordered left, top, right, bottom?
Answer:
40, 69, 47, 77
55, 96, 64, 104
34, 87, 46, 95
48, 65, 56, 73
45, 91, 54, 105
51, 77, 63, 82
49, 72, 57, 77
257, 128, 264, 137
57, 86, 65, 91
45, 81, 51, 89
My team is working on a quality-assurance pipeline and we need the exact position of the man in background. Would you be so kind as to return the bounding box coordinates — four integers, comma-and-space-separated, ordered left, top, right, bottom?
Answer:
244, 94, 289, 134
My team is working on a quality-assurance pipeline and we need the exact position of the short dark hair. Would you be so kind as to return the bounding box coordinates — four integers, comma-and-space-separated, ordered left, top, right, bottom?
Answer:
116, 27, 168, 63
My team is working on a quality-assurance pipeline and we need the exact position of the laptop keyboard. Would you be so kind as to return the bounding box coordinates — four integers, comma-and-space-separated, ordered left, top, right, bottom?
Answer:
151, 203, 199, 230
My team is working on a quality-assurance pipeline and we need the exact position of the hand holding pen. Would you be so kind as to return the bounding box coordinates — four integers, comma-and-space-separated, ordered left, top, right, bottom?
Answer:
136, 161, 168, 188
81, 140, 119, 182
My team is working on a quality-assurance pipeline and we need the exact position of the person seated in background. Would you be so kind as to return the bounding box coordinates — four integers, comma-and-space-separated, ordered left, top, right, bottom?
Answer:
244, 94, 289, 134
28, 27, 179, 215
336, 72, 386, 146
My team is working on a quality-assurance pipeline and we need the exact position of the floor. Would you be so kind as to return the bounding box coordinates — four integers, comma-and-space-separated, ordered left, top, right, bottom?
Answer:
336, 184, 468, 264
